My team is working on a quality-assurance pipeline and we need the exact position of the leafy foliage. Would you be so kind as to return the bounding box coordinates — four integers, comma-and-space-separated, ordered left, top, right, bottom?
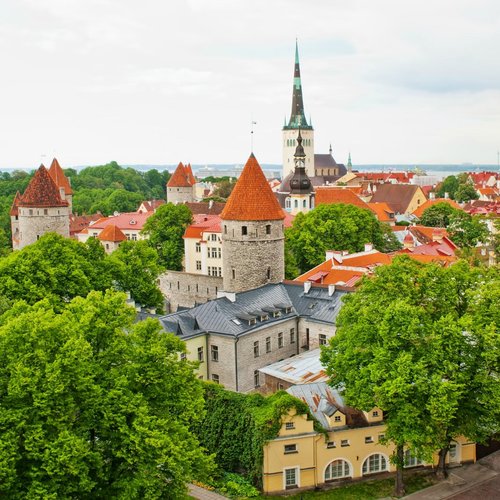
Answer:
447, 211, 489, 248
195, 383, 321, 487
285, 204, 401, 273
420, 202, 461, 227
142, 203, 193, 270
0, 291, 213, 498
436, 174, 478, 202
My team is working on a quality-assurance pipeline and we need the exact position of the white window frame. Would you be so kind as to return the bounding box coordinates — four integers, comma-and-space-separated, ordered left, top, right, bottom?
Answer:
324, 459, 352, 481
283, 466, 300, 490
362, 453, 389, 475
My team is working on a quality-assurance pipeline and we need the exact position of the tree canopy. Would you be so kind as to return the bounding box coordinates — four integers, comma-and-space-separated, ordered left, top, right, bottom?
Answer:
142, 203, 193, 270
321, 257, 500, 494
285, 203, 401, 274
0, 290, 213, 498
436, 174, 479, 202
420, 202, 461, 227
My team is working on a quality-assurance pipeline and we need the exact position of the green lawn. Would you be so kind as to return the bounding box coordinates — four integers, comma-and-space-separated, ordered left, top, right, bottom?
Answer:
257, 473, 436, 499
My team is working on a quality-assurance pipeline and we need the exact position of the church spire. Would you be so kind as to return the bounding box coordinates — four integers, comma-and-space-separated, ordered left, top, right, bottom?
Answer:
284, 40, 312, 130
347, 152, 352, 172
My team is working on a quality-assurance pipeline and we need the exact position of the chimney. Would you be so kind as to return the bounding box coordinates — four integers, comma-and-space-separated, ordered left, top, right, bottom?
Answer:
432, 228, 444, 242
429, 191, 435, 200
304, 281, 312, 294
364, 243, 373, 252
328, 284, 336, 296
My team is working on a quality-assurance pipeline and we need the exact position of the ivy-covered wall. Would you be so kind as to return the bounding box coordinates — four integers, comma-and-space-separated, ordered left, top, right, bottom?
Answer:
195, 383, 321, 487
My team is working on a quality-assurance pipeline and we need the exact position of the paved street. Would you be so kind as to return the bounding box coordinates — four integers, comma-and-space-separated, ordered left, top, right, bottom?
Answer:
188, 484, 228, 500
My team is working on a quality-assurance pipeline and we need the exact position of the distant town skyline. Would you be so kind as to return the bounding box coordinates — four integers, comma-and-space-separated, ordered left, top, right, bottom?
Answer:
1, 0, 500, 168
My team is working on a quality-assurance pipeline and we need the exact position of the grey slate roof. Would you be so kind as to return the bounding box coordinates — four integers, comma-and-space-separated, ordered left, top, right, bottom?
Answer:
156, 282, 349, 340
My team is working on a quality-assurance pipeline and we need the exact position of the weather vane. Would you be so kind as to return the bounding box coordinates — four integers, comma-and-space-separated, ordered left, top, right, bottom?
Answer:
251, 119, 257, 152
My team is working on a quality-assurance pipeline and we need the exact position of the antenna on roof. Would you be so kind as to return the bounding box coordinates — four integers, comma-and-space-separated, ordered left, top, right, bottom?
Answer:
251, 118, 257, 153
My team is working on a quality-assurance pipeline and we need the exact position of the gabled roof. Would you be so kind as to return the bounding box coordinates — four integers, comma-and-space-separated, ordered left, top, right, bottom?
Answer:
97, 224, 127, 242
9, 191, 21, 216
315, 187, 371, 210
367, 202, 395, 222
19, 165, 69, 208
69, 213, 102, 236
412, 198, 462, 218
185, 163, 196, 185
167, 162, 194, 188
89, 211, 151, 231
221, 154, 285, 221
48, 157, 73, 195
184, 201, 226, 215
370, 184, 424, 214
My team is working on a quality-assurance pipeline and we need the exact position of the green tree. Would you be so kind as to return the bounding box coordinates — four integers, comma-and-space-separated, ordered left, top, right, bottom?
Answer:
112, 240, 164, 311
213, 179, 236, 200
321, 257, 500, 494
142, 203, 193, 270
420, 202, 461, 227
436, 175, 460, 199
286, 204, 401, 273
448, 211, 488, 248
455, 182, 479, 203
0, 290, 213, 498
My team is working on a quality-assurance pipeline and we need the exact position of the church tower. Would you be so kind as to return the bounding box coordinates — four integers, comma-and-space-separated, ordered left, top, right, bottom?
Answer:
283, 41, 314, 179
221, 154, 285, 293
288, 130, 314, 214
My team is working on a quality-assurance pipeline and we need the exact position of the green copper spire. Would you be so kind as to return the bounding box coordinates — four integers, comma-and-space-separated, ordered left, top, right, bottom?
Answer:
284, 40, 312, 131
347, 152, 352, 172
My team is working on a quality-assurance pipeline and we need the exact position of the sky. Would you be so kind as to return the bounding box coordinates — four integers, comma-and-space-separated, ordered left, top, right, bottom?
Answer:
1, 0, 500, 169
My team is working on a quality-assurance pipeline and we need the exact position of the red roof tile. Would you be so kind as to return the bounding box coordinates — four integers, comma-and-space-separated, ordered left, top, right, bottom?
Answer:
315, 187, 371, 210
185, 163, 196, 185
221, 154, 285, 221
89, 211, 151, 231
69, 213, 102, 236
9, 191, 21, 216
19, 165, 69, 208
97, 224, 127, 242
48, 157, 73, 195
167, 162, 194, 187
367, 202, 395, 222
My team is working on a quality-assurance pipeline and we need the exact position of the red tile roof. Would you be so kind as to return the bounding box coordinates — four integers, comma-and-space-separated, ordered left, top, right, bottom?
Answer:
367, 202, 395, 222
97, 224, 127, 242
9, 191, 21, 216
48, 157, 73, 195
370, 184, 425, 214
89, 211, 151, 231
19, 165, 69, 208
184, 201, 226, 215
184, 215, 222, 239
69, 213, 102, 236
167, 162, 194, 188
412, 198, 462, 218
315, 187, 371, 210
185, 163, 196, 185
221, 154, 285, 221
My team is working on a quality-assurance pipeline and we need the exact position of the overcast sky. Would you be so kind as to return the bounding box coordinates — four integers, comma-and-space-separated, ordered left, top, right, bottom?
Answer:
1, 0, 500, 169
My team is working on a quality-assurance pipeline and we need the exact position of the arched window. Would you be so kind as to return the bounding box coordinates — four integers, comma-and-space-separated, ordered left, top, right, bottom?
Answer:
362, 454, 388, 475
303, 200, 307, 207
404, 450, 423, 468
325, 459, 351, 481
285, 198, 291, 209
294, 200, 298, 208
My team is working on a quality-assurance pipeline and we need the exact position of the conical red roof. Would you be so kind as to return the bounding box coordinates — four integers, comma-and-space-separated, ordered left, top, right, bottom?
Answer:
167, 162, 193, 187
49, 157, 73, 195
221, 154, 285, 221
186, 163, 196, 185
97, 224, 127, 242
9, 191, 21, 216
19, 165, 69, 208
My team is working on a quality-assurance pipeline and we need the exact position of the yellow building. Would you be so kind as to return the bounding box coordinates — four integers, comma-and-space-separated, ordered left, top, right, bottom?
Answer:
263, 382, 475, 494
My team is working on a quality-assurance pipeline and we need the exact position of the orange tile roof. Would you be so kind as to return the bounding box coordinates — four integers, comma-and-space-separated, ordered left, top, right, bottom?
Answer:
315, 187, 371, 210
221, 154, 285, 221
9, 191, 21, 216
69, 213, 102, 236
19, 165, 69, 208
412, 198, 461, 218
48, 157, 73, 195
410, 225, 449, 244
90, 211, 151, 231
340, 251, 392, 267
167, 162, 193, 188
97, 224, 127, 242
367, 202, 395, 222
185, 163, 196, 185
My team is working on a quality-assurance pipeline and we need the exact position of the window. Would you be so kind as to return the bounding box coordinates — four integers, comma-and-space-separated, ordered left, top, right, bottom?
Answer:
211, 248, 217, 258
284, 444, 297, 454
29, 209, 33, 215
372, 411, 379, 417
195, 243, 201, 252
303, 200, 306, 208
224, 225, 227, 234
197, 347, 204, 362
44, 209, 48, 215
285, 198, 291, 209
378, 433, 385, 442
232, 269, 235, 279
404, 450, 423, 468
294, 199, 298, 208
180, 352, 186, 361
319, 334, 327, 346
284, 467, 298, 489
218, 267, 222, 277
266, 337, 271, 353
207, 266, 211, 276
449, 443, 458, 461
327, 441, 336, 449
334, 415, 342, 422
131, 234, 137, 241
242, 226, 247, 236
365, 436, 374, 444
285, 422, 295, 430
211, 233, 217, 241
207, 247, 210, 257
254, 341, 259, 358
267, 267, 271, 280
325, 459, 350, 481
362, 454, 388, 475
211, 345, 219, 362
290, 328, 295, 344
217, 248, 221, 259
254, 370, 260, 388
278, 383, 284, 390
340, 439, 349, 447
266, 224, 271, 235
211, 374, 219, 384
196, 260, 202, 270
278, 332, 284, 348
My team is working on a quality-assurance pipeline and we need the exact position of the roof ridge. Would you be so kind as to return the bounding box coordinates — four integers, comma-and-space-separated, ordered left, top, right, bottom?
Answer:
19, 165, 69, 208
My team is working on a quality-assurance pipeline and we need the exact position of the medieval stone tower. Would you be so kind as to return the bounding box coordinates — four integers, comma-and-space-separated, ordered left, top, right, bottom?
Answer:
283, 41, 314, 179
221, 154, 285, 293
166, 162, 196, 204
11, 164, 70, 250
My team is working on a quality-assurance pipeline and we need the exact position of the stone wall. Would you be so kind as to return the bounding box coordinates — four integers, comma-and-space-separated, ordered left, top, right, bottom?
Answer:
298, 318, 337, 351
222, 219, 284, 293
158, 270, 222, 313
17, 206, 70, 249
167, 186, 194, 205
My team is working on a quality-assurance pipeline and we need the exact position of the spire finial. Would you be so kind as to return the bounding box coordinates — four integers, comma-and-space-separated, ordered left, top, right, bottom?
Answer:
329, 144, 332, 155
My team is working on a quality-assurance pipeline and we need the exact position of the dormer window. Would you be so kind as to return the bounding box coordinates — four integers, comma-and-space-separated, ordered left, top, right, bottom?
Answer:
260, 314, 269, 321
334, 415, 342, 422
249, 318, 256, 326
